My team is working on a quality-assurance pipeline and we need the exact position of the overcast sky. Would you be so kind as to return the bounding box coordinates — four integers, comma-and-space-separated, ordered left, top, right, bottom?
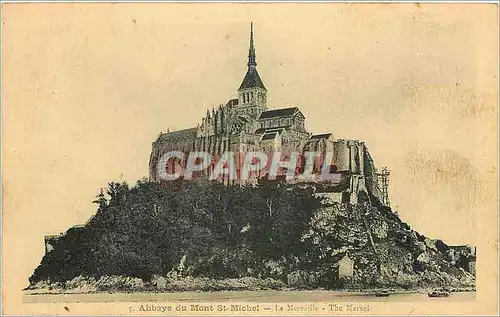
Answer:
2, 3, 498, 293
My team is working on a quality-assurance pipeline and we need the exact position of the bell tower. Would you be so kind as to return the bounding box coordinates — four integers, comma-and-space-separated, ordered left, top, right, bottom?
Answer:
237, 23, 267, 119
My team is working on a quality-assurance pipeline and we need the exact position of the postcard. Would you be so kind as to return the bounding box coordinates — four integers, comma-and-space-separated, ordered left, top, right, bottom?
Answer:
2, 2, 498, 315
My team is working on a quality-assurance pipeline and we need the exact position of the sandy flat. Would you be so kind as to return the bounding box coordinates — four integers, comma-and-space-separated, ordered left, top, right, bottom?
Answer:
23, 290, 476, 303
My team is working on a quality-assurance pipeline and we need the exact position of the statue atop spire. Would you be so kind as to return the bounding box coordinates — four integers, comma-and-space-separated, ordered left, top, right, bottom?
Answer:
248, 22, 256, 68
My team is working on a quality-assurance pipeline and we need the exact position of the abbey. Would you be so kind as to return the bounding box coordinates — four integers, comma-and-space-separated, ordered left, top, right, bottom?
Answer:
149, 23, 391, 207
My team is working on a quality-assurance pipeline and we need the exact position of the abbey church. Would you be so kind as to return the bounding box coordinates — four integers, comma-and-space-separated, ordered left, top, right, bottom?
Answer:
149, 24, 391, 207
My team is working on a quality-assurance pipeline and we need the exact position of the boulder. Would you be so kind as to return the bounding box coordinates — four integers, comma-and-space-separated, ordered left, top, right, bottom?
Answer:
286, 270, 317, 287
153, 275, 168, 290
417, 252, 430, 263
287, 271, 303, 287
414, 241, 426, 253
371, 220, 388, 239
424, 238, 438, 252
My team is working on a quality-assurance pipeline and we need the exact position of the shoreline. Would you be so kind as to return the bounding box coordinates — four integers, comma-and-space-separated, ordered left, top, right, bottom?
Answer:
22, 289, 477, 304
23, 287, 476, 296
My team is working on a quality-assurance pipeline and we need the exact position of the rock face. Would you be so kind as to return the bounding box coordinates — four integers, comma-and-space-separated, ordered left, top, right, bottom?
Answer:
306, 201, 476, 289
28, 180, 475, 291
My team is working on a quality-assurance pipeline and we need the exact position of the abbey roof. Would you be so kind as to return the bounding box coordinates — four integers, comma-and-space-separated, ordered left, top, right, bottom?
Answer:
310, 133, 333, 140
254, 125, 290, 135
259, 107, 301, 119
239, 68, 266, 90
156, 127, 197, 144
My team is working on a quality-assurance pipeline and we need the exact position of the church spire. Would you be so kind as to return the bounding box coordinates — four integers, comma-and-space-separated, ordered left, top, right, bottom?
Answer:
247, 22, 256, 68
238, 22, 266, 91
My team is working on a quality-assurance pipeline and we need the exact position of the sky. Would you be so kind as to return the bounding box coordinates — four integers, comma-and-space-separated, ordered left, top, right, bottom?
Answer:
2, 3, 498, 299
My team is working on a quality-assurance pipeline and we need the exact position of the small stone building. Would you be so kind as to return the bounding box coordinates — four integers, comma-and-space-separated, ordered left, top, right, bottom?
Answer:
338, 254, 354, 279
468, 261, 476, 276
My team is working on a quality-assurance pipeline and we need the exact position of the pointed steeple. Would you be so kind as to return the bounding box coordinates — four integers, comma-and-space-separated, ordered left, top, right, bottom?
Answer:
239, 22, 265, 91
248, 22, 256, 68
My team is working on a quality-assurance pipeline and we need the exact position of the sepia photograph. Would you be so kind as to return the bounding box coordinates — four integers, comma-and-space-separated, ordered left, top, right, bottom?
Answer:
1, 2, 498, 315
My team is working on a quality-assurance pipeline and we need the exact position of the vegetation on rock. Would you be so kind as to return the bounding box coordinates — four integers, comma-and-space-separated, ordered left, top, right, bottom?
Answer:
28, 179, 475, 292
